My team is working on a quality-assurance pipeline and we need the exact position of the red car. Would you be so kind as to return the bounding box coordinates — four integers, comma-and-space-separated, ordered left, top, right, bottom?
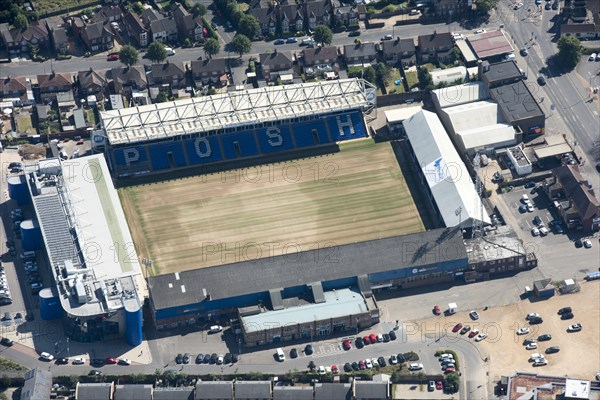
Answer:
468, 328, 479, 338
107, 53, 119, 61
436, 380, 443, 390
445, 367, 456, 373
369, 333, 377, 343
105, 357, 118, 364
342, 339, 351, 350
76, 140, 84, 145
433, 305, 441, 315
363, 335, 371, 345
358, 360, 366, 370
452, 323, 463, 333
331, 365, 339, 374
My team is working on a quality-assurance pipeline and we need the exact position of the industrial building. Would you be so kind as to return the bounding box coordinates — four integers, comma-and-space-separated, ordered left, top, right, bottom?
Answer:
429, 66, 468, 86
402, 109, 491, 228
383, 104, 422, 136
431, 81, 490, 110
467, 30, 514, 60
8, 155, 145, 346
506, 145, 533, 176
489, 81, 545, 135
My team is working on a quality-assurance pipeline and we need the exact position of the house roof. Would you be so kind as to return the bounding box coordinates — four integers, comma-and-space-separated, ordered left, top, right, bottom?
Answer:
234, 381, 272, 399
141, 8, 162, 25
250, 4, 276, 25
259, 50, 293, 66
418, 32, 453, 50
195, 381, 234, 399
0, 76, 27, 93
482, 60, 522, 83
468, 30, 513, 59
51, 26, 68, 44
314, 383, 352, 400
82, 21, 112, 41
191, 58, 228, 74
354, 381, 389, 399
150, 17, 178, 34
153, 387, 194, 400
303, 46, 338, 65
108, 65, 147, 88
561, 23, 596, 33
114, 384, 153, 400
553, 165, 600, 221
280, 3, 301, 20
97, 5, 122, 22
150, 61, 186, 80
343, 42, 377, 59
489, 81, 544, 122
76, 383, 114, 400
20, 369, 52, 400
382, 37, 415, 55
273, 386, 314, 400
9, 20, 49, 43
78, 68, 107, 88
124, 11, 147, 35
306, 0, 331, 17
37, 72, 72, 89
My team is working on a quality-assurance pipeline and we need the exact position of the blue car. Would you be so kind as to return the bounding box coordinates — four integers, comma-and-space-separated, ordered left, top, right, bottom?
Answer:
286, 37, 297, 43
535, 0, 541, 4
274, 38, 285, 45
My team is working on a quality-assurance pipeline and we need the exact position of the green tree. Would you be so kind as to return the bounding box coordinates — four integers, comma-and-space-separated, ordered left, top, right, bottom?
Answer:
204, 38, 220, 59
374, 62, 392, 87
418, 66, 433, 91
147, 41, 167, 63
556, 36, 581, 71
156, 92, 168, 103
191, 3, 207, 17
313, 24, 333, 45
237, 15, 259, 39
443, 372, 460, 393
229, 34, 252, 57
475, 0, 499, 13
119, 45, 139, 67
132, 1, 144, 14
13, 13, 28, 29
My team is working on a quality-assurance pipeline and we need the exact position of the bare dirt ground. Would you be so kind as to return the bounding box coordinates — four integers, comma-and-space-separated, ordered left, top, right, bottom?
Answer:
432, 281, 600, 381
119, 139, 424, 275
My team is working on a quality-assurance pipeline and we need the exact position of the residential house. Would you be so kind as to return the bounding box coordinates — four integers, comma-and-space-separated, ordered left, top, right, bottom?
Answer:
113, 384, 153, 400
305, 0, 333, 31
234, 381, 272, 400
314, 383, 352, 400
37, 72, 73, 101
123, 11, 149, 47
0, 76, 34, 105
77, 68, 108, 100
153, 387, 194, 400
279, 1, 304, 35
543, 165, 600, 232
96, 5, 123, 23
259, 50, 293, 80
150, 16, 178, 43
80, 22, 114, 52
302, 45, 338, 77
171, 3, 204, 43
108, 65, 148, 96
434, 0, 465, 17
148, 61, 187, 97
46, 17, 69, 55
250, 0, 277, 36
418, 31, 454, 63
141, 8, 162, 27
343, 42, 377, 65
0, 20, 49, 54
75, 383, 114, 400
195, 381, 234, 400
333, 4, 359, 29
191, 58, 229, 86
273, 386, 314, 399
20, 369, 52, 400
382, 37, 416, 67
354, 380, 391, 400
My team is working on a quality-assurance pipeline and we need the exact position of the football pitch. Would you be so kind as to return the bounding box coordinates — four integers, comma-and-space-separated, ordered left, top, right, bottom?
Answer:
118, 139, 425, 276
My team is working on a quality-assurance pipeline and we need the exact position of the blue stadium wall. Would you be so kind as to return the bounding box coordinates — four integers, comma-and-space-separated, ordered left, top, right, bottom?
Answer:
107, 111, 367, 178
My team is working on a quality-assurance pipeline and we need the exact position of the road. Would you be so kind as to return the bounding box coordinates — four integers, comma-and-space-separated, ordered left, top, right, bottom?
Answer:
1, 327, 487, 399
494, 0, 600, 179
0, 21, 466, 77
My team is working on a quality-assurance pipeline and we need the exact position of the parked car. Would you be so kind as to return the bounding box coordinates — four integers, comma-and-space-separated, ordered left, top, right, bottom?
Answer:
363, 335, 371, 345
433, 305, 441, 315
539, 227, 549, 236
529, 316, 543, 324
349, 30, 361, 37
382, 333, 390, 342
538, 334, 552, 341
452, 323, 463, 333
474, 29, 486, 34
356, 337, 364, 348
523, 338, 536, 345
517, 327, 530, 335
88, 370, 103, 376
56, 357, 68, 365
274, 38, 285, 45
182, 353, 190, 364
369, 333, 377, 343
591, 53, 598, 61
389, 331, 397, 340
545, 346, 560, 354
561, 312, 574, 320
567, 323, 582, 332
460, 325, 471, 335
378, 356, 387, 367
209, 325, 222, 333
105, 357, 118, 364
107, 53, 119, 61
342, 339, 352, 350
475, 333, 488, 342
365, 359, 373, 368
520, 48, 529, 56
304, 344, 314, 355
344, 362, 352, 372
196, 354, 204, 364
537, 76, 546, 85
175, 354, 183, 364
428, 381, 435, 391
72, 358, 85, 365
583, 239, 592, 248
40, 352, 54, 361
286, 37, 297, 43
290, 348, 298, 358
408, 362, 423, 371
468, 328, 479, 338
525, 342, 538, 350
0, 338, 14, 346
389, 354, 398, 364
469, 310, 480, 320
381, 34, 393, 40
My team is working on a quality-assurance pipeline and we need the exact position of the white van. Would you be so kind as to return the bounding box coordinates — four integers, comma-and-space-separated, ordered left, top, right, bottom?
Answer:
165, 47, 176, 56
276, 348, 285, 362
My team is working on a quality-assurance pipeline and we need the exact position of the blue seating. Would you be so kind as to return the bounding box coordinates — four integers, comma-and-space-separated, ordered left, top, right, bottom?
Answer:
292, 120, 331, 148
184, 136, 223, 165
113, 146, 148, 167
220, 131, 260, 160
256, 126, 295, 153
148, 142, 188, 171
327, 112, 365, 142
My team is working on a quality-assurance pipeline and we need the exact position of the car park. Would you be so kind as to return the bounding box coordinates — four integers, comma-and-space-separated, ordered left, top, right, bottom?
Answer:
469, 310, 479, 320
567, 323, 582, 332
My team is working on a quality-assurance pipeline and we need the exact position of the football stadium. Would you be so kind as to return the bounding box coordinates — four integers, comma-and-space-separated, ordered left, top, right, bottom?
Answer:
10, 78, 537, 346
